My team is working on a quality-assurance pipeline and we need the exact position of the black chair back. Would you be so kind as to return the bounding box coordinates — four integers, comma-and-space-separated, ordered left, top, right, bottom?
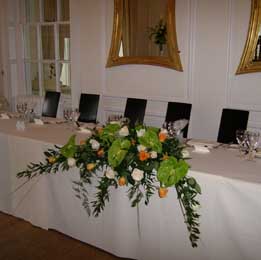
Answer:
78, 93, 100, 123
124, 98, 147, 127
165, 102, 192, 138
42, 91, 61, 118
217, 108, 249, 144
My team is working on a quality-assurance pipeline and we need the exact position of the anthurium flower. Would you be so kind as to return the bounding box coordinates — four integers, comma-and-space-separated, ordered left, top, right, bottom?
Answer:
159, 132, 167, 142
119, 126, 129, 136
90, 139, 100, 150
67, 157, 76, 167
131, 168, 144, 181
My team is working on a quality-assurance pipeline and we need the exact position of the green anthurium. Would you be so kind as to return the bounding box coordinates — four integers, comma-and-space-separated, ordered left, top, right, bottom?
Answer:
60, 135, 77, 158
99, 123, 121, 144
138, 129, 162, 153
157, 157, 189, 187
108, 139, 131, 168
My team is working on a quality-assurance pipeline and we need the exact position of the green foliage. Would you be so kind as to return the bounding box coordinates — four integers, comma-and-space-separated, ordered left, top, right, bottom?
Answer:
99, 123, 121, 144
108, 139, 131, 168
60, 135, 77, 158
157, 157, 189, 187
176, 177, 201, 247
138, 129, 162, 153
17, 123, 201, 248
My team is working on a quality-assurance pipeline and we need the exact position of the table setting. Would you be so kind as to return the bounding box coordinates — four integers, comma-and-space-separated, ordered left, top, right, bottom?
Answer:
1, 110, 261, 260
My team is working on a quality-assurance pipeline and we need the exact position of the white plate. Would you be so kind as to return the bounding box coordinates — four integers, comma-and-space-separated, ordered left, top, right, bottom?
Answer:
187, 139, 220, 149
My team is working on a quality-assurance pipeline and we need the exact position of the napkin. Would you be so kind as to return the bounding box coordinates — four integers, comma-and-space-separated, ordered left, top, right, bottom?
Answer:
193, 145, 210, 154
182, 149, 190, 158
0, 113, 10, 119
34, 118, 44, 125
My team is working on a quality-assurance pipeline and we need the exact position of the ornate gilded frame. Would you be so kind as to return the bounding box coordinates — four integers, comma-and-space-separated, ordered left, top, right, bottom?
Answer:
106, 0, 183, 71
236, 0, 261, 74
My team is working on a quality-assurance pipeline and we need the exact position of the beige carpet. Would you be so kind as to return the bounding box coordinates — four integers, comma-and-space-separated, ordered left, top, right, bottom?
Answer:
0, 211, 134, 260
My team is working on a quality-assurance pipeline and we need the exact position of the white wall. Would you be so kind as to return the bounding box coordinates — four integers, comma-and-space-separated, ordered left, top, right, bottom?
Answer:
1, 0, 259, 139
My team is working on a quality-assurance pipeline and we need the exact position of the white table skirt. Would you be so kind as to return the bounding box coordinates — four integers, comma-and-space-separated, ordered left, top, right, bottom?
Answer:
0, 122, 261, 260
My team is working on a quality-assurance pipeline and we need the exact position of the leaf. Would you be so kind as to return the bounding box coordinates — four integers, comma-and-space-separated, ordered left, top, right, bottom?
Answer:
60, 135, 77, 158
138, 129, 162, 153
108, 139, 131, 168
157, 157, 189, 187
99, 124, 121, 143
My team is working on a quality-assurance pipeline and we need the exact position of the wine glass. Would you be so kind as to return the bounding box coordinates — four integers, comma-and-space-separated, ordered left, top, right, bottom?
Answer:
244, 131, 260, 161
16, 102, 28, 120
236, 129, 246, 156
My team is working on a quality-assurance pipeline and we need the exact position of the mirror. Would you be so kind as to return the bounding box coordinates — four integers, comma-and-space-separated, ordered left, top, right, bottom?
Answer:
107, 0, 183, 71
236, 0, 261, 74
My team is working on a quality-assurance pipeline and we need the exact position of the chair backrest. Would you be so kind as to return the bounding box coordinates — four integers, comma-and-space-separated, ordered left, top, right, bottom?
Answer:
165, 102, 192, 138
42, 91, 61, 118
217, 108, 249, 144
124, 98, 147, 127
78, 93, 100, 123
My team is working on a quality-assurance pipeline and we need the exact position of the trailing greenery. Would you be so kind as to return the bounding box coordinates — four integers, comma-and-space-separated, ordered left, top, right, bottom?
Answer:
17, 122, 201, 247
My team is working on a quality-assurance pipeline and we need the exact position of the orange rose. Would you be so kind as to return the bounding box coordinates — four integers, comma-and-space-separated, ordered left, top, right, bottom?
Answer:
159, 132, 167, 142
118, 176, 126, 186
86, 163, 96, 171
158, 187, 168, 198
139, 151, 150, 161
131, 139, 136, 145
48, 156, 56, 164
80, 140, 86, 146
97, 148, 104, 157
96, 127, 103, 134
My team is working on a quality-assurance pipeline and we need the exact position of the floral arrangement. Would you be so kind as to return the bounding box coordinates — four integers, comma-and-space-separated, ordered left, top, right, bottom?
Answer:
17, 121, 201, 247
148, 19, 167, 52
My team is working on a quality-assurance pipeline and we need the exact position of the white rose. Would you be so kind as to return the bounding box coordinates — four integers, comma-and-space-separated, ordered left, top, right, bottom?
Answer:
150, 151, 158, 159
119, 126, 129, 136
182, 149, 190, 159
89, 139, 100, 150
67, 157, 76, 167
131, 168, 144, 182
136, 129, 146, 137
109, 121, 121, 125
105, 167, 116, 179
137, 144, 147, 152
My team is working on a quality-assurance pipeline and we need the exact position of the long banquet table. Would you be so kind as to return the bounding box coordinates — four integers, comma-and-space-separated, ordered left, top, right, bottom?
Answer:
0, 119, 261, 260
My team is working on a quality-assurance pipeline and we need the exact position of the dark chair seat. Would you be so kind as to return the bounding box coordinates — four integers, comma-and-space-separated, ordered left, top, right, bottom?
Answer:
42, 91, 61, 118
217, 108, 249, 144
124, 98, 147, 127
165, 102, 192, 138
78, 93, 100, 123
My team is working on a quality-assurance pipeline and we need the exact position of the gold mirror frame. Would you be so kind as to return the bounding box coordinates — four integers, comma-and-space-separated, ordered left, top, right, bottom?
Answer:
236, 0, 261, 74
106, 0, 183, 71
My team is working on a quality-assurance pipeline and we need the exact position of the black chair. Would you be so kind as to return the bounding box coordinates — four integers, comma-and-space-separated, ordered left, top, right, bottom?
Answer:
42, 91, 61, 118
124, 98, 147, 127
165, 102, 192, 138
217, 108, 249, 144
78, 93, 100, 123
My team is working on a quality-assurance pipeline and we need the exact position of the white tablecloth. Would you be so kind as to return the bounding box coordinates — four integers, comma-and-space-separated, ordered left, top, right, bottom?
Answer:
0, 119, 261, 260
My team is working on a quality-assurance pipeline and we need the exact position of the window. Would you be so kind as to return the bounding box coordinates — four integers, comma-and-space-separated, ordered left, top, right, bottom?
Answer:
23, 0, 70, 96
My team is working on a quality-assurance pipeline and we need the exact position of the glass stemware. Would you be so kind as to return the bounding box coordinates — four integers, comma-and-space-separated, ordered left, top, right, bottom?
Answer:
236, 129, 246, 156
16, 102, 28, 120
244, 131, 260, 161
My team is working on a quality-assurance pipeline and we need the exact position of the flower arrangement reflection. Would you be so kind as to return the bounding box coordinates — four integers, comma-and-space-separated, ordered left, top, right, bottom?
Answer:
148, 18, 167, 54
17, 120, 201, 247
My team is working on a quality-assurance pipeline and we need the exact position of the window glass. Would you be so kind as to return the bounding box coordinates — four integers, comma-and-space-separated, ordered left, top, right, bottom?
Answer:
24, 26, 38, 60
59, 62, 71, 94
25, 0, 40, 22
25, 62, 39, 95
59, 24, 70, 60
60, 0, 70, 21
43, 0, 57, 22
41, 25, 55, 60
